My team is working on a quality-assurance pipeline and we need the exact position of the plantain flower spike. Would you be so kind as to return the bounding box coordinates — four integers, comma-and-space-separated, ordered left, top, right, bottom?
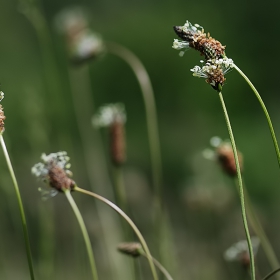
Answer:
0, 91, 5, 134
173, 20, 234, 91
31, 151, 75, 195
93, 103, 127, 166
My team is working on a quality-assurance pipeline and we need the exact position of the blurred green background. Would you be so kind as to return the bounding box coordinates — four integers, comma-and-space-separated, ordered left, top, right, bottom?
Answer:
0, 0, 280, 279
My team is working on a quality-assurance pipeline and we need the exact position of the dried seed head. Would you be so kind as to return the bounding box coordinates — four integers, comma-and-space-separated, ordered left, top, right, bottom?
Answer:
117, 242, 142, 257
0, 92, 5, 134
173, 21, 225, 60
224, 237, 260, 269
31, 151, 75, 195
216, 142, 243, 177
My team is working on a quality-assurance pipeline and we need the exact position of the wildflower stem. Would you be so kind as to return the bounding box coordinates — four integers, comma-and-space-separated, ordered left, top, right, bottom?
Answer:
238, 181, 280, 273
75, 186, 159, 280
140, 251, 173, 280
63, 189, 99, 280
106, 42, 162, 200
0, 134, 35, 280
233, 64, 280, 168
218, 92, 255, 280
262, 268, 280, 280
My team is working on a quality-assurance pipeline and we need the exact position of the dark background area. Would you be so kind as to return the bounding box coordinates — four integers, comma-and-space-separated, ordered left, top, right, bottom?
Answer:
0, 0, 280, 279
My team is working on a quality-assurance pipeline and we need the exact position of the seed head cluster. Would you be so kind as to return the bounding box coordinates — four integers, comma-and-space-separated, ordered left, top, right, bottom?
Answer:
173, 20, 233, 91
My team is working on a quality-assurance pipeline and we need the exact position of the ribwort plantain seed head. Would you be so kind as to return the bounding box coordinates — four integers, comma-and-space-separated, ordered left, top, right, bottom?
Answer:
31, 151, 75, 194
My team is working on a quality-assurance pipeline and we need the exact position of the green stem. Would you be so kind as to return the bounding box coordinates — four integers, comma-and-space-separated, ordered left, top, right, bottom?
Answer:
140, 252, 173, 280
0, 134, 35, 280
218, 92, 255, 280
233, 64, 280, 168
75, 186, 159, 280
262, 268, 280, 280
63, 189, 99, 280
112, 165, 128, 212
238, 181, 280, 273
105, 42, 162, 200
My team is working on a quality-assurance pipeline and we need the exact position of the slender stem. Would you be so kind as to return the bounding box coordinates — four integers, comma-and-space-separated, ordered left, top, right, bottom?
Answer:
112, 165, 128, 212
63, 189, 99, 280
140, 252, 173, 280
75, 186, 159, 280
236, 180, 280, 272
233, 64, 280, 168
218, 92, 255, 280
0, 134, 35, 280
106, 42, 162, 199
262, 268, 280, 280
106, 42, 165, 268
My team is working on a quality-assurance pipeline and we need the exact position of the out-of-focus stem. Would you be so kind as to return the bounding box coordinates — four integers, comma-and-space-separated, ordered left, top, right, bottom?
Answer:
75, 186, 159, 280
106, 42, 162, 201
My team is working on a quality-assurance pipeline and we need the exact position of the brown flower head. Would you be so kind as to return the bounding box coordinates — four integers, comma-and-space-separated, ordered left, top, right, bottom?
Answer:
31, 152, 75, 197
173, 21, 226, 60
216, 142, 243, 177
93, 103, 127, 166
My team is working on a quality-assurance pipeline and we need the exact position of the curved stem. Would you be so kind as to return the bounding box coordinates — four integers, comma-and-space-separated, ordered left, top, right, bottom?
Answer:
75, 186, 159, 280
262, 268, 280, 280
64, 189, 99, 280
106, 42, 162, 199
218, 92, 255, 280
140, 252, 173, 280
233, 64, 280, 168
0, 134, 35, 280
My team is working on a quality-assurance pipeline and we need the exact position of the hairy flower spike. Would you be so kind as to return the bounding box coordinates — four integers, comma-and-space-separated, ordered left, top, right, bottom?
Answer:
0, 92, 6, 134
93, 103, 126, 166
173, 20, 226, 60
31, 151, 75, 194
190, 58, 234, 90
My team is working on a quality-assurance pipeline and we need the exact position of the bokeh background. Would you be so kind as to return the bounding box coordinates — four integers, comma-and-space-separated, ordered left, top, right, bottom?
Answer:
0, 0, 280, 279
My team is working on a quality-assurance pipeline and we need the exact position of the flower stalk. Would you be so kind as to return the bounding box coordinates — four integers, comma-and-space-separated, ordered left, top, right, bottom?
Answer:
218, 91, 255, 280
0, 92, 35, 280
233, 64, 280, 169
64, 189, 99, 280
74, 186, 159, 280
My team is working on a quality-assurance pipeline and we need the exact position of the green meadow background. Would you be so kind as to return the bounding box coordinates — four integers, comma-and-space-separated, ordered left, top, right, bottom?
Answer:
0, 0, 280, 279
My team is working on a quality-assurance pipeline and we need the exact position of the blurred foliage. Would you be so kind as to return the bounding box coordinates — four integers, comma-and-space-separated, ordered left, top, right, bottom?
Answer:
1, 0, 280, 279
